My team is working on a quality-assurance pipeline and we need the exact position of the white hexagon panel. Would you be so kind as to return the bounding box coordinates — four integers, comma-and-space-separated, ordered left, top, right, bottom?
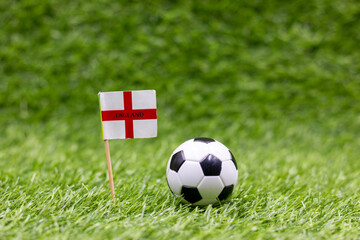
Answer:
166, 170, 182, 196
177, 161, 204, 187
220, 160, 238, 186
181, 141, 209, 162
207, 141, 232, 161
198, 176, 224, 200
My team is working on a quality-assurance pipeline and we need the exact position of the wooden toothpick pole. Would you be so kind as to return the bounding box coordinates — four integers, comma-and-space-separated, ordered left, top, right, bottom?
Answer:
104, 139, 115, 199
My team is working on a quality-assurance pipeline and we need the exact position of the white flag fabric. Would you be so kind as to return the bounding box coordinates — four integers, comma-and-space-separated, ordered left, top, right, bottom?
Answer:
99, 90, 157, 139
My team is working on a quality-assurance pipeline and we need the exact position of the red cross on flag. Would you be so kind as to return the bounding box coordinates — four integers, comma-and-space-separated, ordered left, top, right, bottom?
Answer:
99, 90, 157, 140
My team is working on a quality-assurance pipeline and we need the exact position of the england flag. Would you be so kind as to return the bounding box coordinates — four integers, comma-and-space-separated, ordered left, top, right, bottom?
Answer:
99, 90, 157, 140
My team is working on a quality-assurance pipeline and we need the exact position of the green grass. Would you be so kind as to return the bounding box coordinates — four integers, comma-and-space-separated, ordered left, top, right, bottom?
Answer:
1, 0, 360, 239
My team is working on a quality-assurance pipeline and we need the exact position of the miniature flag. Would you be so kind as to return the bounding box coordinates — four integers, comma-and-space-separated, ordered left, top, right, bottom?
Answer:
99, 90, 157, 140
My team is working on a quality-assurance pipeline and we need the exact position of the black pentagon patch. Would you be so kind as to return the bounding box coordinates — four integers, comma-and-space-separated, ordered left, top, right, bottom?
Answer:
218, 184, 234, 201
194, 137, 215, 144
181, 186, 202, 203
200, 154, 222, 176
170, 151, 185, 172
229, 150, 237, 169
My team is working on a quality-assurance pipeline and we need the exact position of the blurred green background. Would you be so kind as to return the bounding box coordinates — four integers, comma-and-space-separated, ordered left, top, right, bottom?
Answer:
0, 0, 359, 239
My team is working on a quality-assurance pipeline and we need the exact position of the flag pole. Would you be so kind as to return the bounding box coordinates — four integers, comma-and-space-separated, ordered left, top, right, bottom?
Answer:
104, 139, 115, 200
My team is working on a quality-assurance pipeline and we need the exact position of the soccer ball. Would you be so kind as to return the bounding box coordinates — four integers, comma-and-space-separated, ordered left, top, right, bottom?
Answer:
166, 138, 238, 205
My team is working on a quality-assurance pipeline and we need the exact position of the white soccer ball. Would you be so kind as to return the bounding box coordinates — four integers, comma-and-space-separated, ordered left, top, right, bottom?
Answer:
166, 138, 238, 205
